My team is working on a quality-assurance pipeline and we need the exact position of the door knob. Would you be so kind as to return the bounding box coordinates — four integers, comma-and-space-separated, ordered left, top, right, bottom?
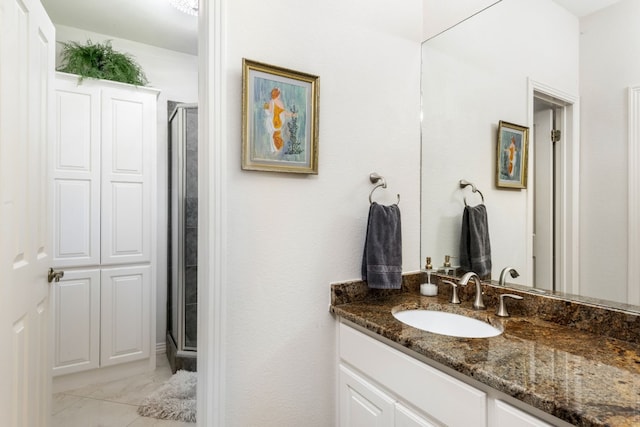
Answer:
47, 268, 64, 283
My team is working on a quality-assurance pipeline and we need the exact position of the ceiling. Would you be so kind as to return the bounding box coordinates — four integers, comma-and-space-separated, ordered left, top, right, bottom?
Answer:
40, 0, 621, 58
553, 0, 622, 17
41, 0, 198, 56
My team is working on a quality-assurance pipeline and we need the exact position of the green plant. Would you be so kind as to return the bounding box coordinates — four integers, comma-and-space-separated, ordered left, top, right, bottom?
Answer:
57, 40, 149, 86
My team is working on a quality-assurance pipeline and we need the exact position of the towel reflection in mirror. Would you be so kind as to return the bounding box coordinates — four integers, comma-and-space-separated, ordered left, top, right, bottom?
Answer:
459, 204, 491, 280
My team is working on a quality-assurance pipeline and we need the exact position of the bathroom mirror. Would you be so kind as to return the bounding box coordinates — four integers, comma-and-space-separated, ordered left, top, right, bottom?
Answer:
420, 0, 640, 310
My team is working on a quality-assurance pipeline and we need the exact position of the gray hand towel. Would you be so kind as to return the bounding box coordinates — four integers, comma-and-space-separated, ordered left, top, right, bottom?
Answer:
459, 204, 492, 279
362, 202, 402, 289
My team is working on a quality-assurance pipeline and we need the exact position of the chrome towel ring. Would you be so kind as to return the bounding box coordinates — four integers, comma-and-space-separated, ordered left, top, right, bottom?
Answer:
369, 172, 400, 205
459, 179, 484, 206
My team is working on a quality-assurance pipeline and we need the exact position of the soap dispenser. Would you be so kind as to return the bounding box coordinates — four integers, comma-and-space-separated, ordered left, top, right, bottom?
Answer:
441, 255, 458, 276
420, 257, 438, 296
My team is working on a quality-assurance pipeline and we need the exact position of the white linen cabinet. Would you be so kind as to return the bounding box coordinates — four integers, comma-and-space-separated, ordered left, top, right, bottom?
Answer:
51, 72, 158, 380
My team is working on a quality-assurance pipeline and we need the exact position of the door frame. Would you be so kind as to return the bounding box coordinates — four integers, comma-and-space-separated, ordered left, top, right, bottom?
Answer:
198, 0, 227, 425
527, 79, 580, 295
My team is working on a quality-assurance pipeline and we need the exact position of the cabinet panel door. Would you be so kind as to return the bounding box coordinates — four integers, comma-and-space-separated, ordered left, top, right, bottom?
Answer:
100, 265, 150, 366
339, 365, 395, 427
52, 76, 100, 267
395, 403, 439, 427
493, 400, 554, 427
51, 269, 100, 376
100, 88, 154, 265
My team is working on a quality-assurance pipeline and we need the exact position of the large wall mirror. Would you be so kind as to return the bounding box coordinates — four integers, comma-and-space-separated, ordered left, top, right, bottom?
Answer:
421, 0, 640, 310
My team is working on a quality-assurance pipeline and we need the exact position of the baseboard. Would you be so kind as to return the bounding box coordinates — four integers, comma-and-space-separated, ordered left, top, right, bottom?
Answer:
156, 341, 167, 355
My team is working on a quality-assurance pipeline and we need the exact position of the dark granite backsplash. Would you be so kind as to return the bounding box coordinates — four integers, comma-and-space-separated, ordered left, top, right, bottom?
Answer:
331, 271, 640, 345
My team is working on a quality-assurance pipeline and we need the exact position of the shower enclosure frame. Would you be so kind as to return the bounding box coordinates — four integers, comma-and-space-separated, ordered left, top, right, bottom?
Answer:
167, 103, 197, 372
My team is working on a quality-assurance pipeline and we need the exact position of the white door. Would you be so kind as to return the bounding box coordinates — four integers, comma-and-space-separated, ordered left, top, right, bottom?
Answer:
0, 0, 55, 424
100, 87, 154, 266
52, 75, 101, 268
533, 107, 554, 290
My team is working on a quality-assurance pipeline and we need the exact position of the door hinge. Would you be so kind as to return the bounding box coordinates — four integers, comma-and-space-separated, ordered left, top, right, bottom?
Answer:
551, 129, 561, 143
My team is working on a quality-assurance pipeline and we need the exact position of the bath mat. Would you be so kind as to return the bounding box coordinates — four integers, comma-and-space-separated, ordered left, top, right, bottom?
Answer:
138, 370, 197, 423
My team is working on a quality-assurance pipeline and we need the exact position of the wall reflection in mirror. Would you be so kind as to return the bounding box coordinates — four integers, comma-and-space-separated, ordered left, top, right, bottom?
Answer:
420, 0, 640, 309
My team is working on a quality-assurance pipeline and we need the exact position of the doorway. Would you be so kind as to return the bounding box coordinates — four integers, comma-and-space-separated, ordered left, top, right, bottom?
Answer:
533, 97, 562, 291
529, 83, 579, 295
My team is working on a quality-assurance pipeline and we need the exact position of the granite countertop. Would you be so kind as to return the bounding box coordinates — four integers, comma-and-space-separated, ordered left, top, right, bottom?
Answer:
330, 274, 640, 427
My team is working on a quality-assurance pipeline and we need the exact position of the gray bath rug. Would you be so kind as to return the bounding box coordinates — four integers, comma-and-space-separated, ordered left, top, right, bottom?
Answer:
138, 370, 197, 423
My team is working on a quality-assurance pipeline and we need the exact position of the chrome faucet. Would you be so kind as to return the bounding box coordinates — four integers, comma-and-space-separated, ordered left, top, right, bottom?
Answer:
458, 272, 485, 310
499, 267, 519, 286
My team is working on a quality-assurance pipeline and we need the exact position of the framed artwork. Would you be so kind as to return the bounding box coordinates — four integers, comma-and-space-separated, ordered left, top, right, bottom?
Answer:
242, 58, 319, 174
496, 120, 529, 188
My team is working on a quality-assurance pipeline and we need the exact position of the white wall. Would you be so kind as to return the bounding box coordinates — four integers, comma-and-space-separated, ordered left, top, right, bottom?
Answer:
579, 0, 640, 302
220, 0, 422, 425
54, 25, 199, 347
421, 0, 578, 283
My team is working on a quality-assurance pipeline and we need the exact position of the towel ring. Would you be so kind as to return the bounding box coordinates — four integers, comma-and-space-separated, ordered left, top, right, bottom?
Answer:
459, 179, 484, 207
369, 172, 400, 205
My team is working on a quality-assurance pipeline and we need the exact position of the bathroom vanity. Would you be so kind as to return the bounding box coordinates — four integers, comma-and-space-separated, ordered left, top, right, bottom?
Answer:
331, 273, 640, 427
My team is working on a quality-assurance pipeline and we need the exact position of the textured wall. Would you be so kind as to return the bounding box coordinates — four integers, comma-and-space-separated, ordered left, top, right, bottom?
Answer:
580, 0, 640, 302
222, 0, 423, 425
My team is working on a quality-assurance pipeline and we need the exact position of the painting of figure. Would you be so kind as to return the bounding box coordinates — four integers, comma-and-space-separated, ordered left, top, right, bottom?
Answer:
242, 59, 319, 174
496, 121, 529, 188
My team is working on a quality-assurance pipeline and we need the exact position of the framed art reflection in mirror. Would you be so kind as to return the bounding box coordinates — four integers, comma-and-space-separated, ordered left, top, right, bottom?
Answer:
496, 120, 529, 189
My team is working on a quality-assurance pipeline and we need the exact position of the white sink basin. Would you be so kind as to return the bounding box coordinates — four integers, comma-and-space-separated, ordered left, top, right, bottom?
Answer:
393, 309, 502, 338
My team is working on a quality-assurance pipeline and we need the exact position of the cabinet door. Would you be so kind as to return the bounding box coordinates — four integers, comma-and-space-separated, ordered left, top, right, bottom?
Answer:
100, 87, 155, 266
492, 400, 554, 427
100, 265, 150, 366
51, 269, 100, 376
339, 364, 395, 427
52, 75, 101, 268
395, 403, 439, 427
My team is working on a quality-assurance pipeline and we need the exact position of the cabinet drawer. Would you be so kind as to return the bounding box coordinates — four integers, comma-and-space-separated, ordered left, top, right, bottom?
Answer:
340, 323, 486, 427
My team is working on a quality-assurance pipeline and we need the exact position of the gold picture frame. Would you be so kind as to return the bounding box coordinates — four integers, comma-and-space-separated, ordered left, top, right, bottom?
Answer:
242, 58, 319, 174
496, 120, 529, 188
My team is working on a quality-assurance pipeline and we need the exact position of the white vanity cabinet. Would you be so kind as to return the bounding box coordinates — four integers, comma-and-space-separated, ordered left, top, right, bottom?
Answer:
338, 323, 560, 427
51, 73, 158, 379
339, 322, 485, 427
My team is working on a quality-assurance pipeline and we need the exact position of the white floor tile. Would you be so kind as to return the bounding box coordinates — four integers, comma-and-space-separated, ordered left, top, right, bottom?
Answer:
52, 397, 139, 427
52, 392, 83, 415
51, 355, 196, 426
128, 416, 195, 426
83, 367, 173, 405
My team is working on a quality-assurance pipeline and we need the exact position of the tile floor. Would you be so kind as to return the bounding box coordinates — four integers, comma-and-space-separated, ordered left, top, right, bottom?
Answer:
52, 355, 194, 427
